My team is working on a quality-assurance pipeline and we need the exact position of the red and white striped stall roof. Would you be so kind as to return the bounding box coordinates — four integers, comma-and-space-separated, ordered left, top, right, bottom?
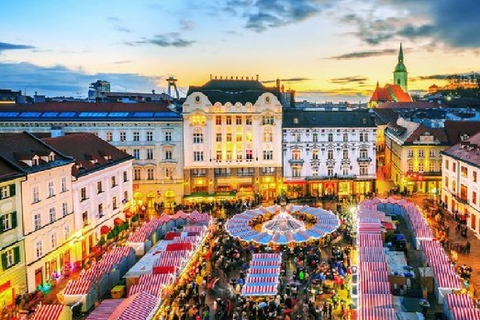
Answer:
171, 236, 199, 244
445, 294, 475, 308
154, 256, 183, 267
250, 260, 281, 267
358, 308, 396, 320
64, 279, 92, 295
359, 261, 388, 272
358, 233, 383, 247
358, 294, 394, 309
128, 284, 162, 297
138, 274, 173, 286
249, 267, 280, 275
184, 225, 207, 233
359, 281, 391, 294
251, 253, 281, 260
360, 271, 389, 283
109, 291, 159, 320
451, 307, 480, 320
244, 276, 278, 284
357, 209, 386, 221
358, 222, 382, 234
241, 284, 277, 296
31, 304, 66, 320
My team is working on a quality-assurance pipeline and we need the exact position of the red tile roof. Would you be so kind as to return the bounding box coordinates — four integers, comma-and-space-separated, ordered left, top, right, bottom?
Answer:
442, 131, 480, 168
42, 133, 133, 177
444, 120, 480, 145
404, 126, 449, 144
0, 158, 24, 182
370, 84, 412, 104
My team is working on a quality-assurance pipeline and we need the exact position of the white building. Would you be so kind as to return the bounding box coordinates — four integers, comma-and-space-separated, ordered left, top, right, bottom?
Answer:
0, 102, 183, 209
0, 161, 26, 307
182, 77, 283, 203
42, 133, 133, 268
0, 132, 75, 292
441, 131, 480, 236
282, 110, 377, 201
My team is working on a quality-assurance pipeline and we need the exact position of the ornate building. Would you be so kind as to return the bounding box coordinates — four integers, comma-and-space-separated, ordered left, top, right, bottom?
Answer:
282, 110, 377, 201
182, 76, 283, 203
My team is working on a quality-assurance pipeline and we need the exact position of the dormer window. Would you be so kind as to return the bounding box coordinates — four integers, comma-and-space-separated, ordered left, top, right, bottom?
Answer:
32, 157, 39, 166
48, 152, 55, 162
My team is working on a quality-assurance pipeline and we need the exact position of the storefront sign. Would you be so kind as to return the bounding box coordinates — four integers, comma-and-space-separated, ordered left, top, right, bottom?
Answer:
0, 280, 11, 293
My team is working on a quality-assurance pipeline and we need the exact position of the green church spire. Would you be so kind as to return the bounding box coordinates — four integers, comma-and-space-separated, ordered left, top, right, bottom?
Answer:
393, 43, 408, 91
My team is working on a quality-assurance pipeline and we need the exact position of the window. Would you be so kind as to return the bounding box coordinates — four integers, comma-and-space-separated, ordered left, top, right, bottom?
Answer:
50, 233, 57, 249
134, 168, 141, 180
165, 168, 173, 180
429, 149, 435, 157
343, 167, 349, 176
246, 150, 253, 160
62, 202, 68, 216
80, 187, 87, 201
328, 133, 333, 142
429, 162, 435, 172
226, 151, 233, 160
35, 240, 43, 258
408, 150, 414, 158
473, 191, 477, 205
1, 211, 17, 232
193, 129, 203, 143
120, 132, 126, 142
216, 150, 222, 161
342, 150, 348, 159
49, 207, 56, 223
445, 160, 449, 170
296, 133, 301, 143
111, 176, 117, 187
133, 131, 140, 141
165, 132, 172, 141
236, 134, 242, 142
33, 186, 40, 203
461, 166, 468, 178
226, 116, 232, 125
133, 149, 140, 160
236, 116, 242, 125
360, 165, 368, 175
327, 150, 333, 160
64, 225, 70, 239
360, 149, 368, 159
474, 171, 478, 183
292, 166, 301, 177
146, 149, 154, 160
262, 116, 274, 125
193, 151, 204, 162
312, 168, 318, 176
147, 168, 154, 180
98, 203, 103, 217
292, 150, 301, 160
327, 167, 334, 177
226, 134, 232, 142
261, 167, 274, 175
313, 133, 318, 142
0, 185, 13, 199
61, 177, 67, 192
106, 132, 113, 142
312, 149, 319, 160
263, 128, 273, 142
418, 149, 424, 158
452, 181, 456, 193
215, 116, 222, 125
343, 133, 348, 142
48, 181, 55, 197
359, 133, 364, 142
113, 196, 117, 209
124, 191, 128, 203
34, 214, 41, 230
418, 162, 424, 172
123, 171, 128, 182
216, 133, 222, 142
193, 169, 207, 177
453, 163, 457, 173
408, 162, 413, 172
246, 116, 252, 125
165, 150, 172, 160
146, 131, 153, 141
445, 176, 449, 188
97, 181, 103, 194
263, 150, 273, 160
359, 132, 369, 142
1, 247, 20, 269
82, 211, 89, 227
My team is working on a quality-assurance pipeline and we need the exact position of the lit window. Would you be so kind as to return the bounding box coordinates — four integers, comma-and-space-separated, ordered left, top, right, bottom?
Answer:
147, 168, 154, 180
106, 132, 112, 142
134, 168, 141, 180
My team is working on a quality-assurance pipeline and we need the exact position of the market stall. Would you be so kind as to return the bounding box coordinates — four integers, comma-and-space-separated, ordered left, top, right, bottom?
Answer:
99, 291, 160, 320
30, 304, 72, 320
61, 279, 97, 313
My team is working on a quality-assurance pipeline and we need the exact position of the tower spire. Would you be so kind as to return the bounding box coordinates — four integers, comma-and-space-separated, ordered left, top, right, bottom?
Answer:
398, 43, 404, 64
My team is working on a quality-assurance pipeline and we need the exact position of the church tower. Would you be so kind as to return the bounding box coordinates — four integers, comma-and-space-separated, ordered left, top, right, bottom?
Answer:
393, 43, 408, 92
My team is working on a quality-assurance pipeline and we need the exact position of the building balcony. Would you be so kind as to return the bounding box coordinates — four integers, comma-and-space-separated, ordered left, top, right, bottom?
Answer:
357, 157, 372, 163
341, 158, 350, 165
422, 171, 442, 176
159, 159, 178, 164
288, 159, 304, 164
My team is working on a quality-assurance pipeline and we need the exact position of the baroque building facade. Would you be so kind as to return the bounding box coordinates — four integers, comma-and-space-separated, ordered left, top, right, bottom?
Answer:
282, 109, 377, 201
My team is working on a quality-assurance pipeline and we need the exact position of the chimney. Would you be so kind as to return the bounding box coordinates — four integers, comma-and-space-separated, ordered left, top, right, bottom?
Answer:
51, 126, 64, 138
152, 89, 155, 94
256, 74, 259, 81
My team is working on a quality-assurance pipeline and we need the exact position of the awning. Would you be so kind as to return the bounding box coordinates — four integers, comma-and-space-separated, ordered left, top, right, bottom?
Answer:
166, 243, 193, 251
164, 232, 181, 240
100, 225, 111, 235
152, 266, 176, 274
283, 180, 306, 184
114, 218, 125, 226
125, 210, 133, 218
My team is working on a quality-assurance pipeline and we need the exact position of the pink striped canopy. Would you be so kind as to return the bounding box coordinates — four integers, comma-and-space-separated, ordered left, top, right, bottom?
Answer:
358, 308, 396, 320
109, 291, 159, 320
241, 284, 277, 296
31, 304, 66, 320
451, 306, 480, 320
358, 294, 394, 309
64, 279, 92, 295
445, 293, 475, 308
128, 284, 162, 297
138, 274, 173, 286
244, 276, 278, 284
359, 281, 391, 294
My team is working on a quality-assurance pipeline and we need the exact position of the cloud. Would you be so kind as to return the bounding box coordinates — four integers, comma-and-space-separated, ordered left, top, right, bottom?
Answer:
125, 33, 195, 47
262, 77, 310, 84
0, 61, 163, 97
0, 42, 35, 52
411, 72, 480, 82
232, 0, 329, 32
107, 16, 132, 33
113, 60, 131, 64
329, 76, 368, 84
114, 26, 132, 33
329, 48, 396, 60
179, 19, 195, 31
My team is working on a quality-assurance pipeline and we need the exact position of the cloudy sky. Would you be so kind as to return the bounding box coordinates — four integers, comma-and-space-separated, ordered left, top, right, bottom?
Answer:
1, 0, 479, 102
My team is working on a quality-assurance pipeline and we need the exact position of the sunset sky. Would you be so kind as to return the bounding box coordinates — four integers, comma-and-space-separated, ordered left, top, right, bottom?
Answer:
1, 0, 479, 102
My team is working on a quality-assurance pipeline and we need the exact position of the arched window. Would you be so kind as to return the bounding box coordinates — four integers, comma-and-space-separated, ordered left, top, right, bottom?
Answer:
263, 128, 273, 143
292, 149, 301, 160
313, 133, 318, 142
343, 133, 348, 142
328, 133, 333, 142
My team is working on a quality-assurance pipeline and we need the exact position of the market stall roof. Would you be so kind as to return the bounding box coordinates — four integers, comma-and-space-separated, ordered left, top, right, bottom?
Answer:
31, 304, 71, 320
108, 291, 160, 320
86, 299, 123, 320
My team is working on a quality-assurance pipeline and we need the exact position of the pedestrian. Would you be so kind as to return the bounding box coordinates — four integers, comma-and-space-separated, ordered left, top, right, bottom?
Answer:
466, 240, 471, 254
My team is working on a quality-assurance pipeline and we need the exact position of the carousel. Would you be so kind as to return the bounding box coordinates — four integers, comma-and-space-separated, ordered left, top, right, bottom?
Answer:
225, 201, 340, 245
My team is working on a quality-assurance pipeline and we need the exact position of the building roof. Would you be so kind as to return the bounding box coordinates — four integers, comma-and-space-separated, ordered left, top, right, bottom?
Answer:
283, 109, 376, 128
0, 102, 181, 121
370, 84, 412, 104
444, 120, 480, 145
442, 131, 480, 168
0, 132, 74, 173
42, 133, 133, 178
187, 79, 281, 105
377, 101, 441, 109
386, 117, 449, 146
369, 108, 399, 125
0, 158, 25, 183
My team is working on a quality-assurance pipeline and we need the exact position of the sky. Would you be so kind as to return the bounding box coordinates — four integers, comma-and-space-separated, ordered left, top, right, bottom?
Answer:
1, 0, 480, 103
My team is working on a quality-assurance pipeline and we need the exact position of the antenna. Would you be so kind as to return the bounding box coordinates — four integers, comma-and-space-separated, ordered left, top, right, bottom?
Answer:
167, 75, 179, 100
